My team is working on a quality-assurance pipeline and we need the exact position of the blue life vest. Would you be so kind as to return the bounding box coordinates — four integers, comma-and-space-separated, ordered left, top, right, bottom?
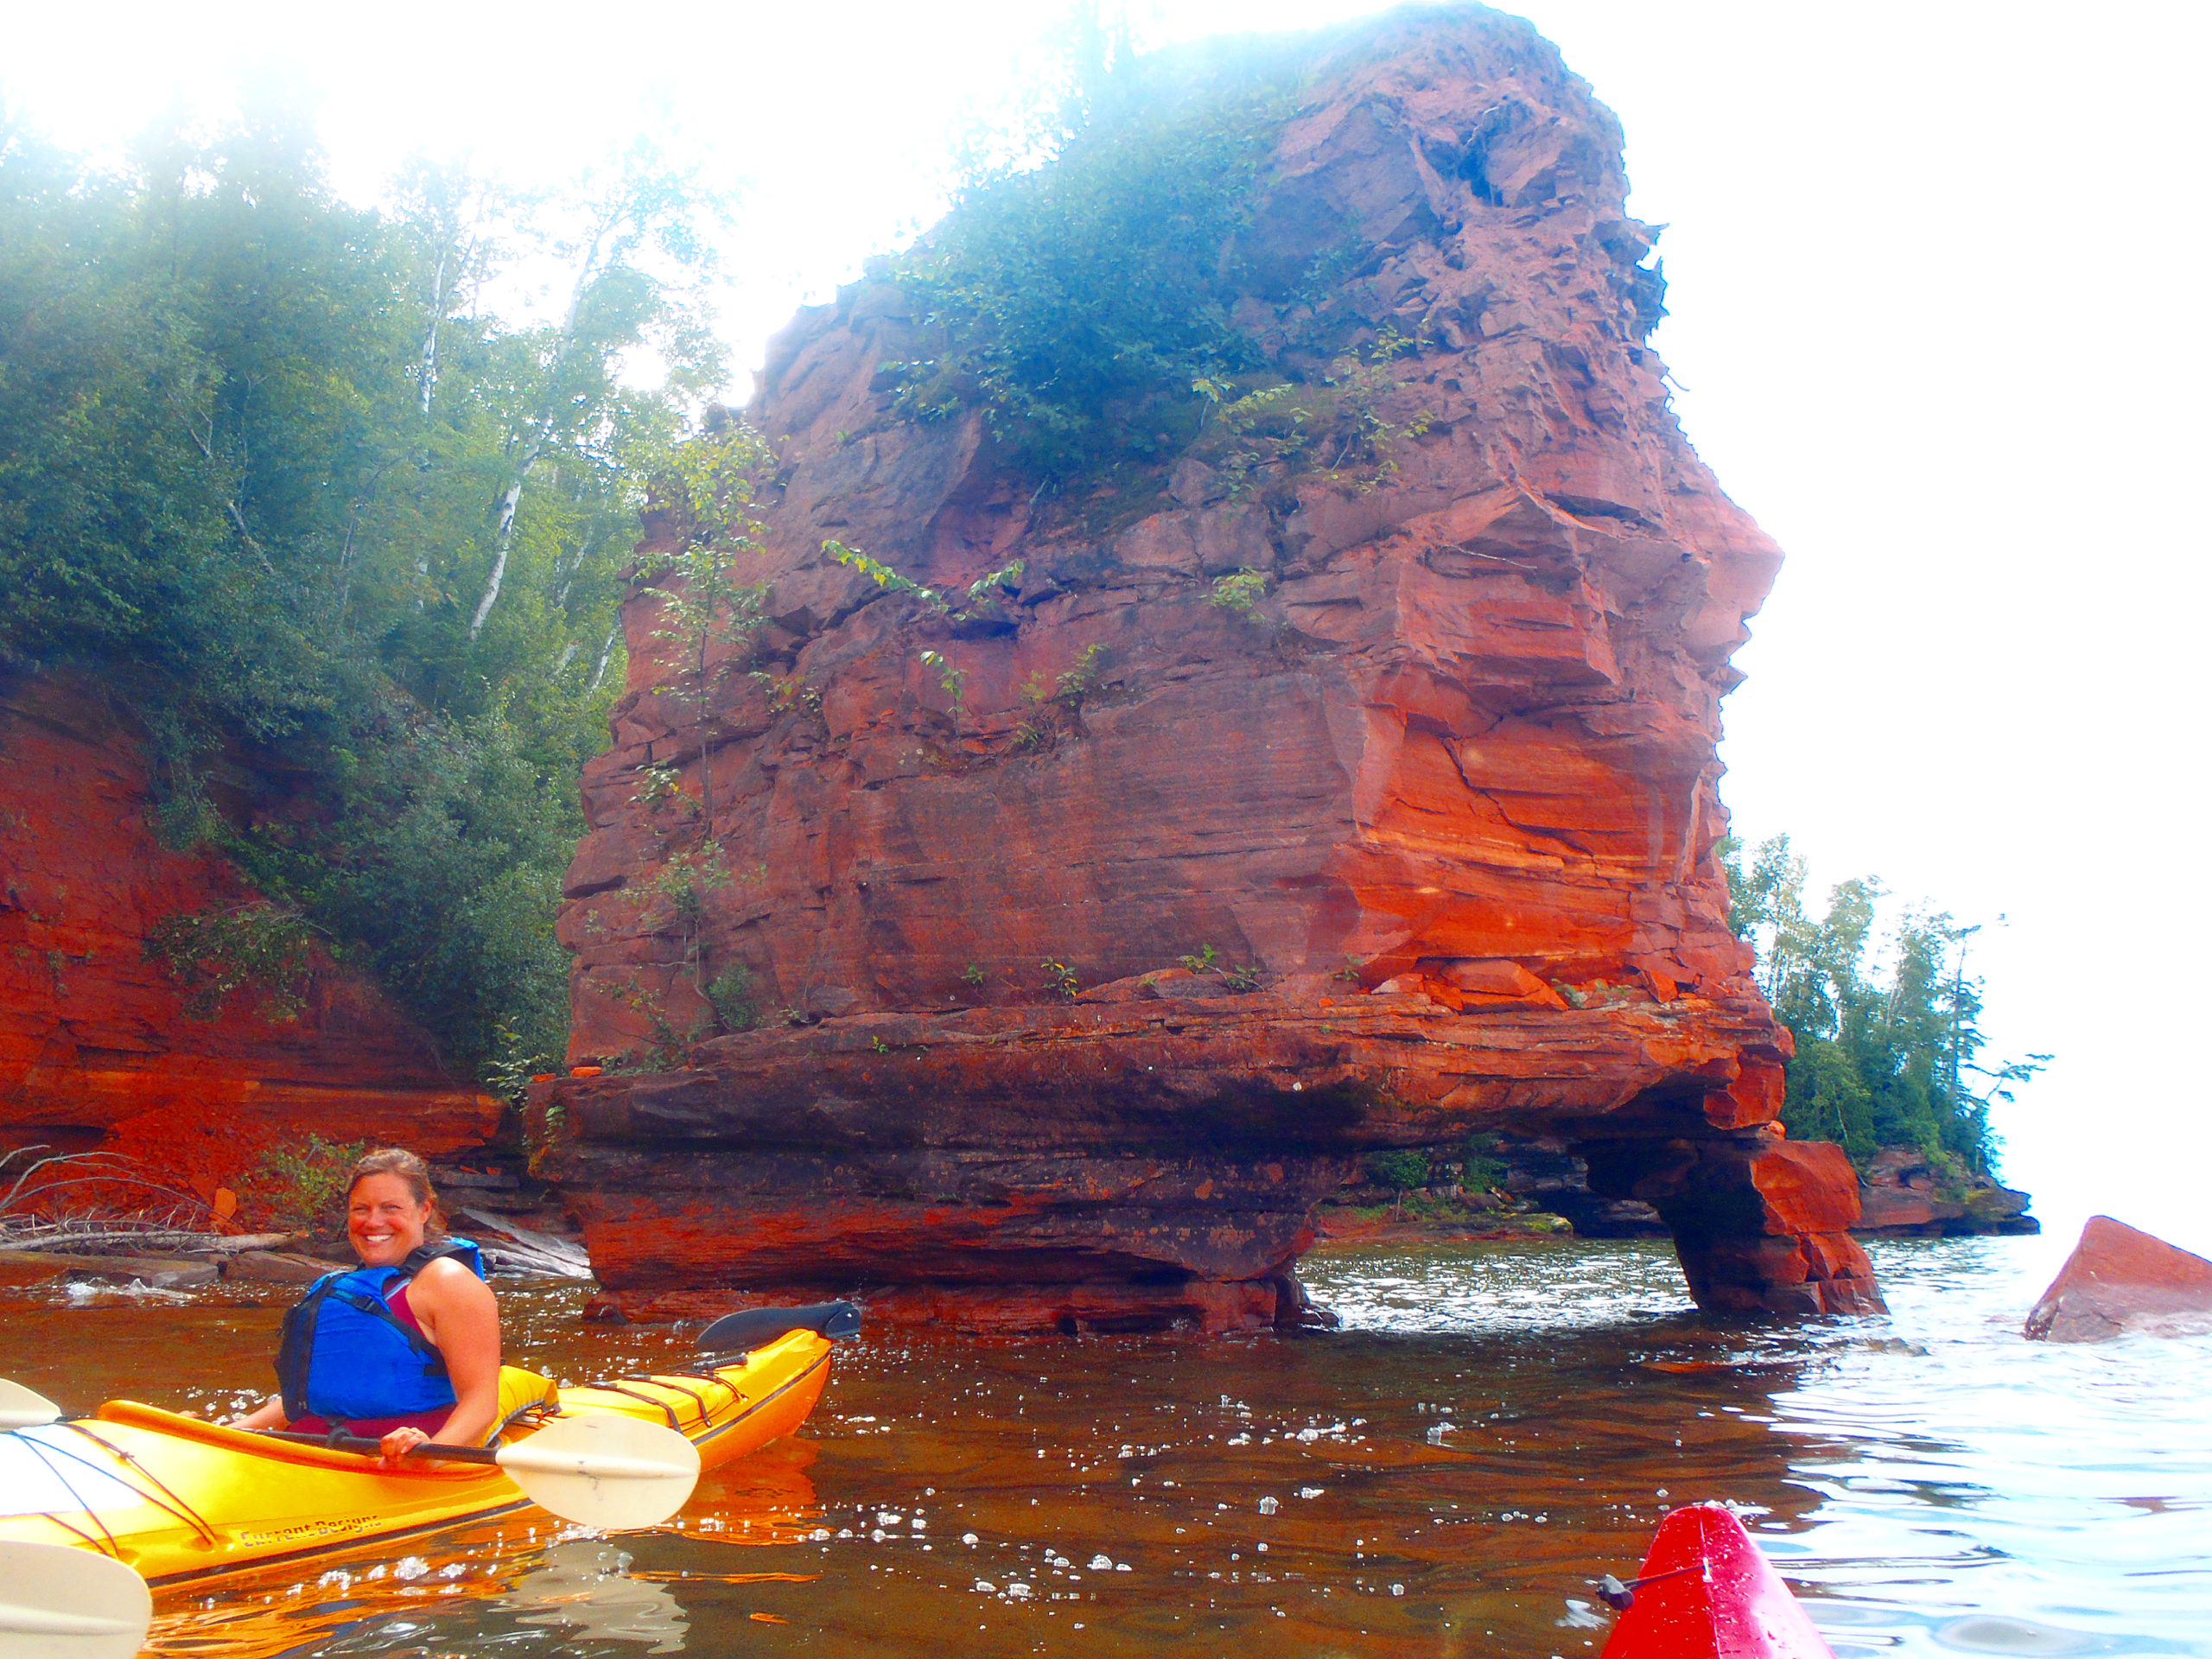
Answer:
275, 1238, 486, 1423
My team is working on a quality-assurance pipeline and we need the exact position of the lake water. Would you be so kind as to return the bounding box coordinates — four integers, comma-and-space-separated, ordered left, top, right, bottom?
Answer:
3, 1234, 2205, 1657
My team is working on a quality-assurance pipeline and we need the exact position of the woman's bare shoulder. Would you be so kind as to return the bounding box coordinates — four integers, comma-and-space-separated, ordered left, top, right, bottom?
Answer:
413, 1254, 498, 1301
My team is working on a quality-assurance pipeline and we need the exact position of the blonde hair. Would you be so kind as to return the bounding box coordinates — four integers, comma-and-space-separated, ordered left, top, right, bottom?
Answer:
346, 1147, 436, 1209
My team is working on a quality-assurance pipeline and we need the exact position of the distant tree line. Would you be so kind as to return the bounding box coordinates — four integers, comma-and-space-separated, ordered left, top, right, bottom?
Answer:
0, 96, 739, 1085
1719, 835, 2048, 1178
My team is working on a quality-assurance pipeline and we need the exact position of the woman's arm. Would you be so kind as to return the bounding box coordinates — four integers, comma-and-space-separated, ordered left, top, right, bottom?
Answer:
378, 1257, 504, 1463
229, 1395, 287, 1430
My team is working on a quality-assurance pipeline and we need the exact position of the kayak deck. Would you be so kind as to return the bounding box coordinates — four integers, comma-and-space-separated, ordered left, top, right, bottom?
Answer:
0, 1328, 832, 1585
1599, 1503, 1836, 1659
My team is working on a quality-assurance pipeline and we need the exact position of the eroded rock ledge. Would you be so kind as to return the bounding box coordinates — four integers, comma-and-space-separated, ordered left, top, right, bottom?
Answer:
539, 986, 1878, 1329
540, 3, 1879, 1329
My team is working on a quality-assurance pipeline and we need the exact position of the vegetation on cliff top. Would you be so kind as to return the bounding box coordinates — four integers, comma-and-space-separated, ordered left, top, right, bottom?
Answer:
0, 99, 731, 1084
1722, 834, 2049, 1179
886, 20, 1427, 499
887, 60, 1277, 480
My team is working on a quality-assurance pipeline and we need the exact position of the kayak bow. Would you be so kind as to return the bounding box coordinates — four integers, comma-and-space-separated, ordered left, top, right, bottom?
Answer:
1599, 1503, 1835, 1659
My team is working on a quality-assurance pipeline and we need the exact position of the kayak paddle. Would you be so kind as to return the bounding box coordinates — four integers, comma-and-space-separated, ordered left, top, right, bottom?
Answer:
0, 1382, 60, 1432
0, 1540, 151, 1659
696, 1299, 862, 1357
259, 1411, 702, 1530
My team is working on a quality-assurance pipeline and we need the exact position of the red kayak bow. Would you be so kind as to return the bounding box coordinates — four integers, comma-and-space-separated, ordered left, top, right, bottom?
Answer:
1599, 1503, 1835, 1658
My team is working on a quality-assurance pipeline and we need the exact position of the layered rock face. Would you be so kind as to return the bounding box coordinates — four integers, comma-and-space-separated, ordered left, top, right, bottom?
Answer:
540, 5, 1878, 1328
0, 673, 498, 1203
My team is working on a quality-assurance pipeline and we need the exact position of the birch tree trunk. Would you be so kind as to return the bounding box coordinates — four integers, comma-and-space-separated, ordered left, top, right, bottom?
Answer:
469, 441, 543, 639
553, 529, 599, 608
417, 240, 448, 419
465, 205, 614, 642
588, 614, 622, 690
414, 218, 476, 604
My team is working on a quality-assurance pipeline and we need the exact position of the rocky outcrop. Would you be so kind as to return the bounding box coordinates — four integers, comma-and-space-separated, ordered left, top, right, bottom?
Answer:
0, 673, 498, 1207
2025, 1216, 2212, 1342
537, 4, 1878, 1329
1854, 1146, 2037, 1236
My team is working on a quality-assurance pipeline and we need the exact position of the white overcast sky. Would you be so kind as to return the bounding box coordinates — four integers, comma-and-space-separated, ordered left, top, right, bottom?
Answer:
10, 1, 2209, 1255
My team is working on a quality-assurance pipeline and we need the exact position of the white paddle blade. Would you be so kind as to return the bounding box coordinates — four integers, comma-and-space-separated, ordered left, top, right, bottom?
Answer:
495, 1413, 701, 1531
0, 1382, 60, 1432
0, 1541, 152, 1659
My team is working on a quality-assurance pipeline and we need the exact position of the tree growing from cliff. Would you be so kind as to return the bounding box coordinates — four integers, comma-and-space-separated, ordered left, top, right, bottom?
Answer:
639, 416, 774, 844
143, 902, 317, 1023
887, 42, 1280, 479
883, 27, 1453, 517
1720, 834, 2049, 1174
0, 105, 730, 1086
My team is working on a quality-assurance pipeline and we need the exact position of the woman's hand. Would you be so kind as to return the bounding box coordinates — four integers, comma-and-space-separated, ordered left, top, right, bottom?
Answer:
378, 1424, 431, 1465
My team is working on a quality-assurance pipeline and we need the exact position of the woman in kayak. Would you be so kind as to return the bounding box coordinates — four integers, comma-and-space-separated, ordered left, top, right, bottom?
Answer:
231, 1147, 502, 1463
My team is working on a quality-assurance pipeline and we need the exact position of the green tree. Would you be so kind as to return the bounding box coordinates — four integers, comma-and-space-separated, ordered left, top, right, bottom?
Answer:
0, 104, 731, 1089
642, 415, 775, 839
887, 44, 1281, 480
1719, 834, 2048, 1173
1365, 1149, 1433, 1218
461, 138, 731, 645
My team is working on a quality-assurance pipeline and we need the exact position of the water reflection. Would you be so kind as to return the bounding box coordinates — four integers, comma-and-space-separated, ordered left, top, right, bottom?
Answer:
505, 1541, 688, 1653
1760, 1241, 2212, 1657
1, 1236, 2204, 1657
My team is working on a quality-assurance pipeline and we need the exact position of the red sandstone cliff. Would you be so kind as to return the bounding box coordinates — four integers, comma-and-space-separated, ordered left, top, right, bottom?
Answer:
536, 4, 1878, 1329
0, 674, 498, 1210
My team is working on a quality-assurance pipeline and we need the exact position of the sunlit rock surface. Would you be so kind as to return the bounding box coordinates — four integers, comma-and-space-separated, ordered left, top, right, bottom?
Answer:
0, 672, 497, 1200
540, 3, 1878, 1329
2025, 1216, 2212, 1342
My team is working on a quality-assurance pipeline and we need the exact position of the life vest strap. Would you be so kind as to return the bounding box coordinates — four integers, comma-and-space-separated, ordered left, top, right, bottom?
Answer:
274, 1236, 485, 1421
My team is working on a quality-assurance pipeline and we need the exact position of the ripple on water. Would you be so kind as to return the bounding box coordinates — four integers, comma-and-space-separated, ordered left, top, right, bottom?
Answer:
2, 1235, 2204, 1657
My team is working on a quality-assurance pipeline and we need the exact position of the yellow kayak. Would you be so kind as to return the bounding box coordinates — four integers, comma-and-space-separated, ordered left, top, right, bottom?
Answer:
0, 1327, 833, 1585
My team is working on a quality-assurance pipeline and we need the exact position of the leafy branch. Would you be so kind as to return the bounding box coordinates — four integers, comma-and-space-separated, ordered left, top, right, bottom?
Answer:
825, 541, 1025, 620
144, 900, 319, 1022
641, 420, 776, 835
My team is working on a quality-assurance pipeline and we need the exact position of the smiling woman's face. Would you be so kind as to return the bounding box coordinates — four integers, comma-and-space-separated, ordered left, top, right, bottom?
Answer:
347, 1172, 431, 1267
